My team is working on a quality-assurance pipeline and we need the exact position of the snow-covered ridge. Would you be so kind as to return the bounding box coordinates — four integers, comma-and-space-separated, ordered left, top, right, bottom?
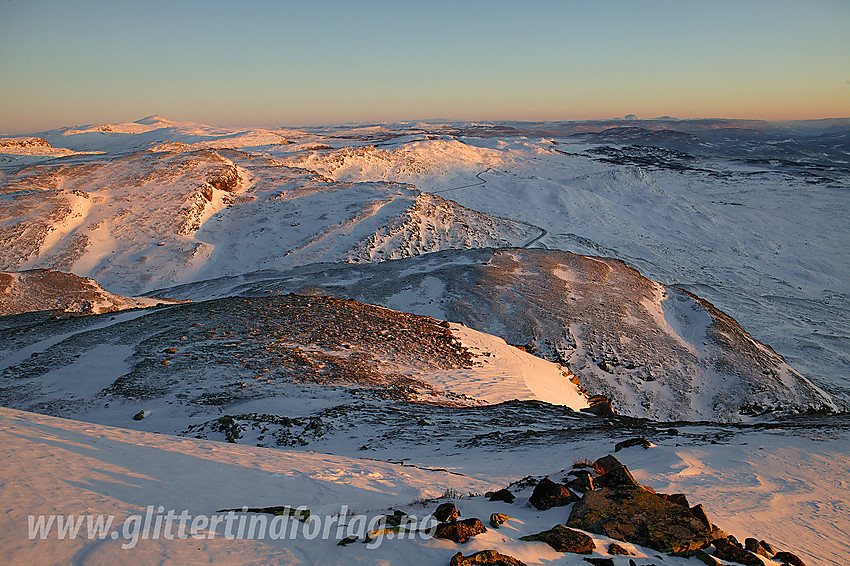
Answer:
0, 294, 588, 433
0, 148, 537, 294
155, 248, 840, 421
0, 269, 180, 316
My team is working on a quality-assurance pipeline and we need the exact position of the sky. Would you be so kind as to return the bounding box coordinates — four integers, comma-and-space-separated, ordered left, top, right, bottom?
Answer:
0, 0, 848, 133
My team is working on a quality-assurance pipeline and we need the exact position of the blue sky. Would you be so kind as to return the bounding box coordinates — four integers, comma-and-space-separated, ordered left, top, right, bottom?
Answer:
0, 0, 847, 132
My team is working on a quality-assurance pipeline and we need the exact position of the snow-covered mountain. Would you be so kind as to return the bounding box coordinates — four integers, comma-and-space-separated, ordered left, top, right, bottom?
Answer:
2, 116, 848, 565
154, 248, 837, 421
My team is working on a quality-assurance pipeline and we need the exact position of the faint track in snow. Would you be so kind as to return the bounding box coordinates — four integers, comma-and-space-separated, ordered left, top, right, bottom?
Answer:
433, 168, 547, 248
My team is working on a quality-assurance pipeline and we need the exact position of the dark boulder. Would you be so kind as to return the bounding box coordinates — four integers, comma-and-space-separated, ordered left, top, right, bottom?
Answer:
608, 542, 632, 555
614, 437, 651, 452
581, 395, 616, 416
434, 502, 460, 523
529, 478, 578, 510
713, 538, 765, 566
594, 454, 623, 474
745, 537, 775, 558
594, 465, 641, 489
488, 488, 516, 503
773, 551, 807, 566
665, 494, 689, 507
450, 550, 527, 566
568, 470, 595, 492
519, 524, 595, 553
567, 486, 712, 553
435, 518, 487, 544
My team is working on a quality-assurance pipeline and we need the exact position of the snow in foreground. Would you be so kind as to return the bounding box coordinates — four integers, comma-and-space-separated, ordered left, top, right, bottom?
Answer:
1, 406, 846, 565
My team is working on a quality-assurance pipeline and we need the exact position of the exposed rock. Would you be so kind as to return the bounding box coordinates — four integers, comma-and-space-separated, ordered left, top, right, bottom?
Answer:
489, 513, 510, 528
434, 518, 487, 543
450, 550, 527, 566
594, 465, 641, 489
614, 437, 651, 452
567, 486, 712, 553
689, 504, 713, 531
568, 470, 595, 492
133, 411, 146, 421
529, 478, 579, 510
608, 542, 632, 555
693, 549, 722, 566
487, 489, 516, 503
666, 494, 689, 507
382, 509, 413, 527
337, 535, 358, 546
581, 395, 616, 416
713, 538, 765, 566
519, 524, 595, 553
594, 454, 623, 474
744, 538, 777, 559
583, 559, 614, 566
0, 137, 51, 148
773, 551, 807, 566
434, 502, 461, 523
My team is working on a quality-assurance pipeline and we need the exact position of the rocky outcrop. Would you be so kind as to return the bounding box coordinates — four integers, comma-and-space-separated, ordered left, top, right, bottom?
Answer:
450, 550, 527, 566
528, 478, 578, 510
567, 455, 716, 554
433, 502, 460, 523
434, 518, 487, 544
487, 489, 515, 503
0, 137, 51, 148
713, 537, 765, 566
519, 525, 594, 553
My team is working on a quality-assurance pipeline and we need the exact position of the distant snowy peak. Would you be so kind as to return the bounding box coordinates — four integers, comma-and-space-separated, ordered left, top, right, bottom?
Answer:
282, 138, 508, 187
63, 115, 205, 136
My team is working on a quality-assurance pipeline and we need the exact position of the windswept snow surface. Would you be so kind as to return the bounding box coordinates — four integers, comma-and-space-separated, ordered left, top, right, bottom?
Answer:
1, 407, 847, 565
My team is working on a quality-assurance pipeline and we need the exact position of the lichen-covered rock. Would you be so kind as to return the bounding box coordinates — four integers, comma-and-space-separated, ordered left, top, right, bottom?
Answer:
435, 518, 487, 543
449, 550, 527, 566
434, 502, 460, 522
567, 486, 712, 553
519, 524, 594, 553
489, 513, 510, 528
713, 538, 765, 566
529, 478, 578, 510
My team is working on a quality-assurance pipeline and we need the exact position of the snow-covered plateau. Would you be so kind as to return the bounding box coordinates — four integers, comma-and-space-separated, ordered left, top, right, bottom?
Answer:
0, 115, 848, 565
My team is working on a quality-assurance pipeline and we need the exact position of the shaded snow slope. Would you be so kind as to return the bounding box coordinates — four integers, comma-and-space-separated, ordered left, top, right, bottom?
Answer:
155, 249, 839, 421
0, 269, 179, 316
